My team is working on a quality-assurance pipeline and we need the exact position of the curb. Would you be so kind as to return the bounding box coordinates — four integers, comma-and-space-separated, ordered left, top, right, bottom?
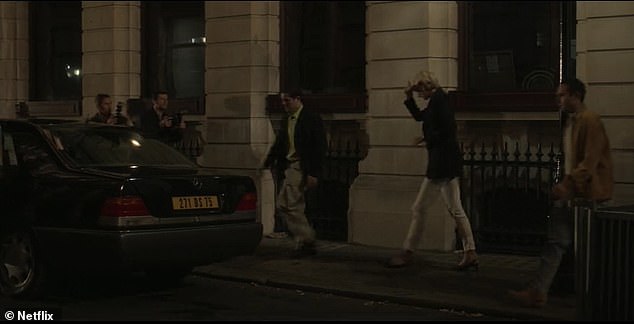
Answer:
192, 269, 557, 321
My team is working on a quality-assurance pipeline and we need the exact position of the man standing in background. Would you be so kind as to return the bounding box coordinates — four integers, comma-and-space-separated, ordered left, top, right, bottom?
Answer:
136, 91, 185, 144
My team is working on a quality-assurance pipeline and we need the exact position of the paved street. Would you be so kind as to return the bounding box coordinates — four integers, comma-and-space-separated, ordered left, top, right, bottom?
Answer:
0, 238, 578, 321
0, 274, 511, 321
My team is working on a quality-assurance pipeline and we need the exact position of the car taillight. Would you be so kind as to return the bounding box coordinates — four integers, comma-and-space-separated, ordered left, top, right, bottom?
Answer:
100, 196, 150, 217
235, 192, 257, 211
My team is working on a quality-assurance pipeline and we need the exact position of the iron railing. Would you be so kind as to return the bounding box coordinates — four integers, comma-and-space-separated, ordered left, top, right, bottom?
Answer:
575, 203, 634, 320
305, 139, 363, 241
459, 141, 561, 255
173, 122, 205, 161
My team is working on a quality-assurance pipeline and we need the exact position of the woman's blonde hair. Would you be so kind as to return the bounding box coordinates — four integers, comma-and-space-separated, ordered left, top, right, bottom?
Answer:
413, 71, 440, 90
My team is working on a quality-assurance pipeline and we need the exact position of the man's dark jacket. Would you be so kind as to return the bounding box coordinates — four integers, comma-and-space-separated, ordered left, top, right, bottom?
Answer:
265, 108, 327, 180
136, 107, 182, 144
404, 88, 462, 180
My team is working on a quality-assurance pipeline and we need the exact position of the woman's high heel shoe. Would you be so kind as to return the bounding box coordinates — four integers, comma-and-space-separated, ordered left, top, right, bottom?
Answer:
456, 258, 479, 271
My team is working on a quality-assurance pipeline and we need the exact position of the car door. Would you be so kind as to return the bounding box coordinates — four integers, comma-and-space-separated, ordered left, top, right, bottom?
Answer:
0, 121, 72, 297
0, 122, 28, 226
2, 121, 73, 227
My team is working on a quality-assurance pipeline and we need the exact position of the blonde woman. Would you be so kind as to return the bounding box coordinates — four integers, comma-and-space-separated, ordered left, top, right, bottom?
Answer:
387, 71, 479, 271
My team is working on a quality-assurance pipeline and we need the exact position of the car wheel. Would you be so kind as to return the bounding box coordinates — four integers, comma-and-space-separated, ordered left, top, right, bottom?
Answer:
0, 230, 45, 298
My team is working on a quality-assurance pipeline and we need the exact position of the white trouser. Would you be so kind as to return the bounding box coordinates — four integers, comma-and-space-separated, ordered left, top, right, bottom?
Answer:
276, 161, 315, 247
403, 177, 476, 252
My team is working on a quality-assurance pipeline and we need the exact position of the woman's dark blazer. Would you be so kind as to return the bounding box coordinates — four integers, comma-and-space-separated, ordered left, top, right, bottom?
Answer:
404, 88, 462, 180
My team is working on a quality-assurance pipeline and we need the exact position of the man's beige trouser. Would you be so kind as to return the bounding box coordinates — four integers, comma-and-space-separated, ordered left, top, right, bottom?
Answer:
276, 161, 315, 247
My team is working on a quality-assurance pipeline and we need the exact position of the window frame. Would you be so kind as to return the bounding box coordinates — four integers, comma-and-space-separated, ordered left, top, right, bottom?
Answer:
28, 2, 82, 103
450, 1, 574, 113
267, 2, 367, 114
140, 1, 205, 115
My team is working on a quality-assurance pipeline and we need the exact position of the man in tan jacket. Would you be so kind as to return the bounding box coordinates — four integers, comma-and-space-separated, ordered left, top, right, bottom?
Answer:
509, 78, 614, 307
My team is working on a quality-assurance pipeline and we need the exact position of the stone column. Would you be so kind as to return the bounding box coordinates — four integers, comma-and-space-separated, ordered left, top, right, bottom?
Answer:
576, 2, 634, 204
81, 1, 141, 117
202, 1, 280, 234
0, 1, 28, 118
348, 1, 459, 250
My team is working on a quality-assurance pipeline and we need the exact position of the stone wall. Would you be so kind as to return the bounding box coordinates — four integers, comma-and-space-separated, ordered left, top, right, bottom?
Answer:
348, 1, 459, 250
576, 1, 634, 206
200, 1, 280, 234
0, 2, 28, 118
81, 1, 141, 119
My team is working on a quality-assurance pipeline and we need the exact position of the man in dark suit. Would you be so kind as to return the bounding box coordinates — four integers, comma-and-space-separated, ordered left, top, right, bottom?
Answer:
136, 91, 185, 144
264, 89, 327, 258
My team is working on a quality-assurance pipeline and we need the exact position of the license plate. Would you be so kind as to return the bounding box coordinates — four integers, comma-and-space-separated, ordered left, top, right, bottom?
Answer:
172, 196, 220, 210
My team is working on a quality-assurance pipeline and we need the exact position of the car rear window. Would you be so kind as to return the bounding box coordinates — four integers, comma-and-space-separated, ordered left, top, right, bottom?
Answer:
46, 125, 196, 168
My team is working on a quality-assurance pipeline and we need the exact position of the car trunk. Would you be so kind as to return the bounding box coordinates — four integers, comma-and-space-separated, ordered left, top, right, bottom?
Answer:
97, 166, 256, 222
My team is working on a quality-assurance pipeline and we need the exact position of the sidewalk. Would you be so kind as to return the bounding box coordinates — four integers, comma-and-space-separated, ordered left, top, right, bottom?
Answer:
193, 237, 576, 321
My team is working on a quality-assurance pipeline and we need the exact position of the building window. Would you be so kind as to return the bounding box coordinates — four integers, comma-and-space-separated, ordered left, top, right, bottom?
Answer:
281, 1, 365, 94
142, 1, 204, 101
29, 2, 82, 101
268, 1, 367, 114
452, 1, 576, 111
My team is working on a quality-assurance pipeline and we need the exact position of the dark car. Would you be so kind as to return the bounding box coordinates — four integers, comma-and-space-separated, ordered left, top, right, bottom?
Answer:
0, 119, 262, 297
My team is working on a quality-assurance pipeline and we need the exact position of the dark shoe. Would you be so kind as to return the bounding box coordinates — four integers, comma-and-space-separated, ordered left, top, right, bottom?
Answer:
386, 250, 413, 268
290, 242, 317, 259
456, 259, 479, 271
508, 288, 548, 308
456, 251, 479, 271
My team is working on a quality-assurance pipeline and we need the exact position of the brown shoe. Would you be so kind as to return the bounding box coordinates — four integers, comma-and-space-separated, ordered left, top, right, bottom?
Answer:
508, 287, 548, 308
457, 250, 479, 271
386, 250, 413, 268
265, 232, 289, 239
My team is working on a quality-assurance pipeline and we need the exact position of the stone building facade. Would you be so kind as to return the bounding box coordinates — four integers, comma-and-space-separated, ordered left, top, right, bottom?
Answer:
0, 1, 632, 251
